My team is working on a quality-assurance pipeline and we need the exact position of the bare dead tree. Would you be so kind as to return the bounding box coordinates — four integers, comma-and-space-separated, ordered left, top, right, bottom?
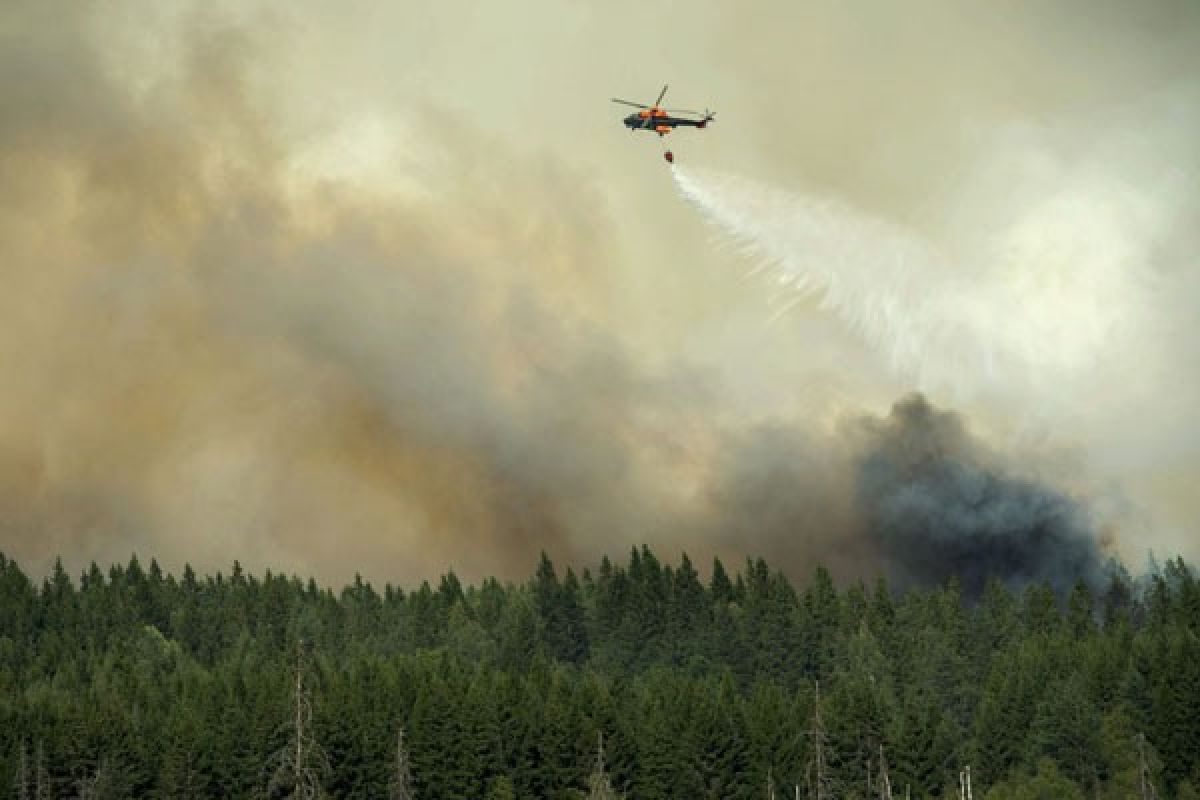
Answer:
586, 732, 618, 800
74, 758, 108, 800
33, 741, 49, 800
876, 745, 893, 800
389, 727, 415, 800
1136, 733, 1158, 800
805, 682, 835, 800
957, 765, 973, 800
75, 768, 95, 800
13, 739, 29, 800
173, 750, 200, 800
266, 641, 329, 800
766, 766, 777, 800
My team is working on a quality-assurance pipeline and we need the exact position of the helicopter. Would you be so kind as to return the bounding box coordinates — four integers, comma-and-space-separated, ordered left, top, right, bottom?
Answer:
611, 85, 715, 139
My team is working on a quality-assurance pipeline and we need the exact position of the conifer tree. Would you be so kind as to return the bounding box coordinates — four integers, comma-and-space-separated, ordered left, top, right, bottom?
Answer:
485, 775, 516, 800
711, 558, 733, 605
1, 547, 1198, 798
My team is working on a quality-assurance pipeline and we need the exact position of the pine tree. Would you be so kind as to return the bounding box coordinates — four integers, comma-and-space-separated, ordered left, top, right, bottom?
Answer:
983, 758, 1084, 800
3, 548, 1199, 799
668, 553, 708, 666
711, 558, 734, 605
484, 775, 516, 800
1067, 581, 1096, 639
744, 681, 804, 795
1027, 673, 1100, 791
829, 621, 895, 795
690, 671, 752, 799
496, 594, 541, 672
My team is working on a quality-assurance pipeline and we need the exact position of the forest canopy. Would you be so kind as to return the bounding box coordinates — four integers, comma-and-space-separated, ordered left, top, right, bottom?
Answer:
2, 549, 1198, 799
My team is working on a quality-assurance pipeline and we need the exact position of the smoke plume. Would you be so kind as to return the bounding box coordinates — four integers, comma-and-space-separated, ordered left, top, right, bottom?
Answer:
695, 394, 1108, 595
0, 0, 1185, 591
854, 394, 1104, 596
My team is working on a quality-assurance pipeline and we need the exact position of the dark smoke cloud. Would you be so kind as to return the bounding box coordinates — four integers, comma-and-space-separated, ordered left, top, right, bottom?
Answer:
854, 394, 1105, 597
698, 395, 1108, 595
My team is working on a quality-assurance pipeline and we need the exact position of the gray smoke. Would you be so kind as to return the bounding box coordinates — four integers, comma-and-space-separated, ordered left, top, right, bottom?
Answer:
854, 394, 1105, 597
695, 394, 1109, 595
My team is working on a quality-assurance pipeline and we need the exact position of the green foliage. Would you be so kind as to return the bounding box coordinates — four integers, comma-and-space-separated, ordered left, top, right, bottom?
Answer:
0, 549, 1196, 797
984, 758, 1085, 800
485, 774, 516, 800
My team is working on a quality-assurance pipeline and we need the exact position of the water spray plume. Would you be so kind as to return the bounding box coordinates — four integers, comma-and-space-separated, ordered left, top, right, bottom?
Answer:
670, 165, 1150, 404
672, 166, 956, 377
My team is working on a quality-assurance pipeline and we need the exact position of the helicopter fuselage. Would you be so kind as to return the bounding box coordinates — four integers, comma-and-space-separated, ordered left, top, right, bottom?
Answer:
622, 112, 709, 136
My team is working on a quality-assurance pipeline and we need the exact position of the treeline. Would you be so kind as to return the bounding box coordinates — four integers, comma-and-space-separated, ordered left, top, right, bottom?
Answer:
1, 548, 1199, 798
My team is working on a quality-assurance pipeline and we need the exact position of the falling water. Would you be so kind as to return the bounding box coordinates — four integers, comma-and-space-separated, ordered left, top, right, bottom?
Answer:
670, 164, 1151, 404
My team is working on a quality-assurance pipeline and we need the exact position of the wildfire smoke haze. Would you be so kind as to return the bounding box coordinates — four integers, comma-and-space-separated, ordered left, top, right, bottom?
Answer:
1, 0, 1197, 589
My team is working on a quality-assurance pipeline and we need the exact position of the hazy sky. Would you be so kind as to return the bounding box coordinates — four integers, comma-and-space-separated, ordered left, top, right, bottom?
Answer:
1, 0, 1196, 586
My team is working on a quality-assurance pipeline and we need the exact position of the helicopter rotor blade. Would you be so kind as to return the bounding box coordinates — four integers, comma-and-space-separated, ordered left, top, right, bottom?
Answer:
655, 84, 669, 107
611, 98, 650, 109
664, 108, 706, 116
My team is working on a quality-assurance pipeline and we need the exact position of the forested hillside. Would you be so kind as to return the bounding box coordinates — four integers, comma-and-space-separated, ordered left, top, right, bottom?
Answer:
2, 549, 1198, 799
